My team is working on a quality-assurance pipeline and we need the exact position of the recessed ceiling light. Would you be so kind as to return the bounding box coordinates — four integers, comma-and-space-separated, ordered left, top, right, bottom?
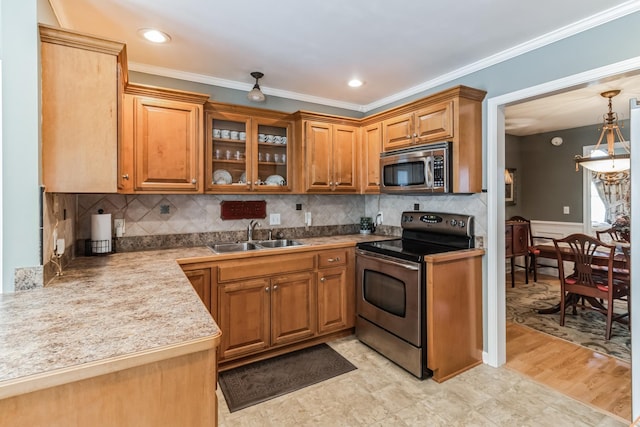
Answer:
348, 79, 363, 88
138, 28, 171, 44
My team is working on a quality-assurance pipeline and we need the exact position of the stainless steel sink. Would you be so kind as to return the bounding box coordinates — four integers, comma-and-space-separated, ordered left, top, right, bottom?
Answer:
209, 239, 305, 253
209, 242, 259, 253
255, 239, 304, 248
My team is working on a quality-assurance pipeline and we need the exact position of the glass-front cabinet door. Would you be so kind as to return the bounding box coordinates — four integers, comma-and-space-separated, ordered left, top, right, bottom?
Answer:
252, 118, 291, 192
207, 112, 251, 192
206, 110, 291, 193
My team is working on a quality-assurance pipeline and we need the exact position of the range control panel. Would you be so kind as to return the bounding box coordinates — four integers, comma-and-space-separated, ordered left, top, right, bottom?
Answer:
401, 211, 474, 237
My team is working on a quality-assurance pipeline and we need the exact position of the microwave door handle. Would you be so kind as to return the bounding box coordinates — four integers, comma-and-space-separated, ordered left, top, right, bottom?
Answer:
425, 156, 434, 188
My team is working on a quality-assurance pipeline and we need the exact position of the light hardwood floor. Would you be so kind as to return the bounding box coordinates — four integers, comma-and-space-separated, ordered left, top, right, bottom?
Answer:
506, 274, 631, 422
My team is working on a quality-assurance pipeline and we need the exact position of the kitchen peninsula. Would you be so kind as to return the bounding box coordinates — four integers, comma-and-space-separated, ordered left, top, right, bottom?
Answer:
0, 247, 220, 427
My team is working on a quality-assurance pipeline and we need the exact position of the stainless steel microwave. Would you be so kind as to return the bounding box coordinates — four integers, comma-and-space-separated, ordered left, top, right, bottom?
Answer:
380, 142, 451, 193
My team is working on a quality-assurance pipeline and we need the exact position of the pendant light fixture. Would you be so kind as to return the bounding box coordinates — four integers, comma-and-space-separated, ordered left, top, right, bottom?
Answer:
574, 90, 630, 175
247, 72, 266, 102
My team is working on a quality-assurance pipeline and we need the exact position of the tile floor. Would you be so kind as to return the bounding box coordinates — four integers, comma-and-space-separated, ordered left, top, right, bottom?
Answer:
217, 336, 626, 426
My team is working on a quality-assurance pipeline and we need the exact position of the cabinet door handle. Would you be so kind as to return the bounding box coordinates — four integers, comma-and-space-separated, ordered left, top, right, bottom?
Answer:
327, 257, 340, 262
265, 287, 270, 292
122, 174, 129, 180
273, 285, 278, 290
191, 178, 197, 184
320, 277, 325, 282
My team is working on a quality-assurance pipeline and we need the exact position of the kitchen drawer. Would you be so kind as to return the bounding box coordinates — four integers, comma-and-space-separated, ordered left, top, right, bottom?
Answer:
217, 252, 315, 282
317, 249, 348, 269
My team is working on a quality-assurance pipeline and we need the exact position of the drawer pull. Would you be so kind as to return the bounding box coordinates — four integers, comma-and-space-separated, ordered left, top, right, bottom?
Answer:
327, 257, 340, 262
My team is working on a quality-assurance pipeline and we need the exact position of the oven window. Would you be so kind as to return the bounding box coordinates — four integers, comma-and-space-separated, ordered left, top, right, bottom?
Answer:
383, 161, 425, 187
362, 269, 406, 317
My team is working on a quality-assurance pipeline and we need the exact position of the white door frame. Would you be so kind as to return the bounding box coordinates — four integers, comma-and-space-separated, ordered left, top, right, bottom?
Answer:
486, 56, 640, 417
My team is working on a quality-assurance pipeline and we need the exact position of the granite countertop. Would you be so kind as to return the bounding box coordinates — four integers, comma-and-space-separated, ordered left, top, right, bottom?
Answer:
0, 234, 391, 399
0, 247, 218, 399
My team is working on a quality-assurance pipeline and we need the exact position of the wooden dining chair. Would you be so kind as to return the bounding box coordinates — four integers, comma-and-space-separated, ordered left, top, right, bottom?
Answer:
553, 233, 629, 340
596, 227, 629, 243
508, 216, 552, 283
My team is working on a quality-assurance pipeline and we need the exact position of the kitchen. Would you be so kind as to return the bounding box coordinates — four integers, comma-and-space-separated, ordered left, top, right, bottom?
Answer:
3, 0, 640, 425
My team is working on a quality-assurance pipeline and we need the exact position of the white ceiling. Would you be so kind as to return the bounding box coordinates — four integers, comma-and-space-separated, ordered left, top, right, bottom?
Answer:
48, 0, 640, 134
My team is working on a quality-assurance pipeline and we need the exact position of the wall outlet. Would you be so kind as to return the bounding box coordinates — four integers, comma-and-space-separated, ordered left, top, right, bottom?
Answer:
114, 219, 125, 236
304, 212, 312, 226
476, 236, 484, 249
269, 213, 281, 225
563, 206, 570, 214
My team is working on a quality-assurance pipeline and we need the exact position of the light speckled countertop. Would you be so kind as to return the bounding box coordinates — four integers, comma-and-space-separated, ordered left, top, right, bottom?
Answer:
0, 247, 218, 398
0, 234, 391, 399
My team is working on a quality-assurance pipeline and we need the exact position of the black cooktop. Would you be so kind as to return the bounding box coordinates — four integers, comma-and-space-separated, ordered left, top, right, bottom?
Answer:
357, 211, 475, 262
357, 238, 458, 262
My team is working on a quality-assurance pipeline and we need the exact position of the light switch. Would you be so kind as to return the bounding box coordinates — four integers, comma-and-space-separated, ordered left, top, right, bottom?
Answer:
563, 206, 570, 214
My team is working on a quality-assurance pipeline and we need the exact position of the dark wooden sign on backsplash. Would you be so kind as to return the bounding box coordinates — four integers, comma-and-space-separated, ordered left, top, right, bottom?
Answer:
220, 200, 267, 220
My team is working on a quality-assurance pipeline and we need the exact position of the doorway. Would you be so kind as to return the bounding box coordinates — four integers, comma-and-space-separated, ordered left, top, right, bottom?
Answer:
485, 56, 640, 418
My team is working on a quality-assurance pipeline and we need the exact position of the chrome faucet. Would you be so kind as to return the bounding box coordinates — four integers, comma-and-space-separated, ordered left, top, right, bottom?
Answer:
247, 220, 260, 241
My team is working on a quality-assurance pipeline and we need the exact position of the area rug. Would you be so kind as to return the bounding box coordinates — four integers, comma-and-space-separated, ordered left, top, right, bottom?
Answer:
218, 343, 357, 412
506, 279, 630, 363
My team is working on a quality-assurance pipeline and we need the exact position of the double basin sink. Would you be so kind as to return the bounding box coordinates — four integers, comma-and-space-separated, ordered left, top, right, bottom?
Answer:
209, 239, 305, 253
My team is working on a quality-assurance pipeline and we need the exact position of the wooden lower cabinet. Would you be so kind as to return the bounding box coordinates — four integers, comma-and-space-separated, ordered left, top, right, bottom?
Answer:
270, 272, 315, 345
219, 277, 271, 359
214, 247, 355, 366
317, 248, 354, 334
426, 249, 484, 382
181, 262, 215, 315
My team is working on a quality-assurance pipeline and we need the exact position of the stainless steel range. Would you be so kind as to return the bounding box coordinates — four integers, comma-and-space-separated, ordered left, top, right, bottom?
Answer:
355, 211, 474, 379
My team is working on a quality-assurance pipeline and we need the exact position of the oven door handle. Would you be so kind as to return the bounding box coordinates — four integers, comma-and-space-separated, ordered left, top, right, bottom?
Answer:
356, 249, 420, 271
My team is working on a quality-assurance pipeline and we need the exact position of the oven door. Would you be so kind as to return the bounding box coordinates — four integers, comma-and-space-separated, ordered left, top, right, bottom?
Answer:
355, 249, 423, 346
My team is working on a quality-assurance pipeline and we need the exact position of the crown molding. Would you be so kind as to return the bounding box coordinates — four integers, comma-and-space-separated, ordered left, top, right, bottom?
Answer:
128, 62, 366, 112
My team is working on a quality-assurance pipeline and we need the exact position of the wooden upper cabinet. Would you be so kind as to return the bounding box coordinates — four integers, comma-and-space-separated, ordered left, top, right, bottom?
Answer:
204, 105, 293, 193
305, 121, 333, 190
381, 112, 414, 151
382, 101, 453, 151
40, 24, 126, 193
301, 119, 359, 193
414, 101, 454, 143
378, 85, 486, 193
121, 84, 209, 193
360, 122, 382, 193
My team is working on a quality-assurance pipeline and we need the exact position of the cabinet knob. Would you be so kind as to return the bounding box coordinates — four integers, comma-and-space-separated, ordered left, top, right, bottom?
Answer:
273, 285, 278, 290
413, 133, 418, 138
191, 178, 197, 184
265, 287, 270, 292
254, 180, 260, 185
320, 277, 325, 282
122, 174, 129, 180
406, 135, 411, 139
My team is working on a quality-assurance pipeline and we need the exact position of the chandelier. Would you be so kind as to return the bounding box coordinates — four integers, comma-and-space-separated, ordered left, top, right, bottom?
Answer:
574, 90, 630, 177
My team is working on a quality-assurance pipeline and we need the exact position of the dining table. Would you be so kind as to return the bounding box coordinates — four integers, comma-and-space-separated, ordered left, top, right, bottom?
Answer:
532, 243, 629, 315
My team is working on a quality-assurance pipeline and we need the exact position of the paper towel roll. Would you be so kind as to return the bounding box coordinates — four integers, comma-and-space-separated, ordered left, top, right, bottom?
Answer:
91, 213, 112, 254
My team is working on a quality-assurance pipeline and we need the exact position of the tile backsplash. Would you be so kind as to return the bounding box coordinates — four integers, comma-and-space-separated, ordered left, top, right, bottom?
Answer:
77, 194, 367, 239
76, 192, 487, 246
